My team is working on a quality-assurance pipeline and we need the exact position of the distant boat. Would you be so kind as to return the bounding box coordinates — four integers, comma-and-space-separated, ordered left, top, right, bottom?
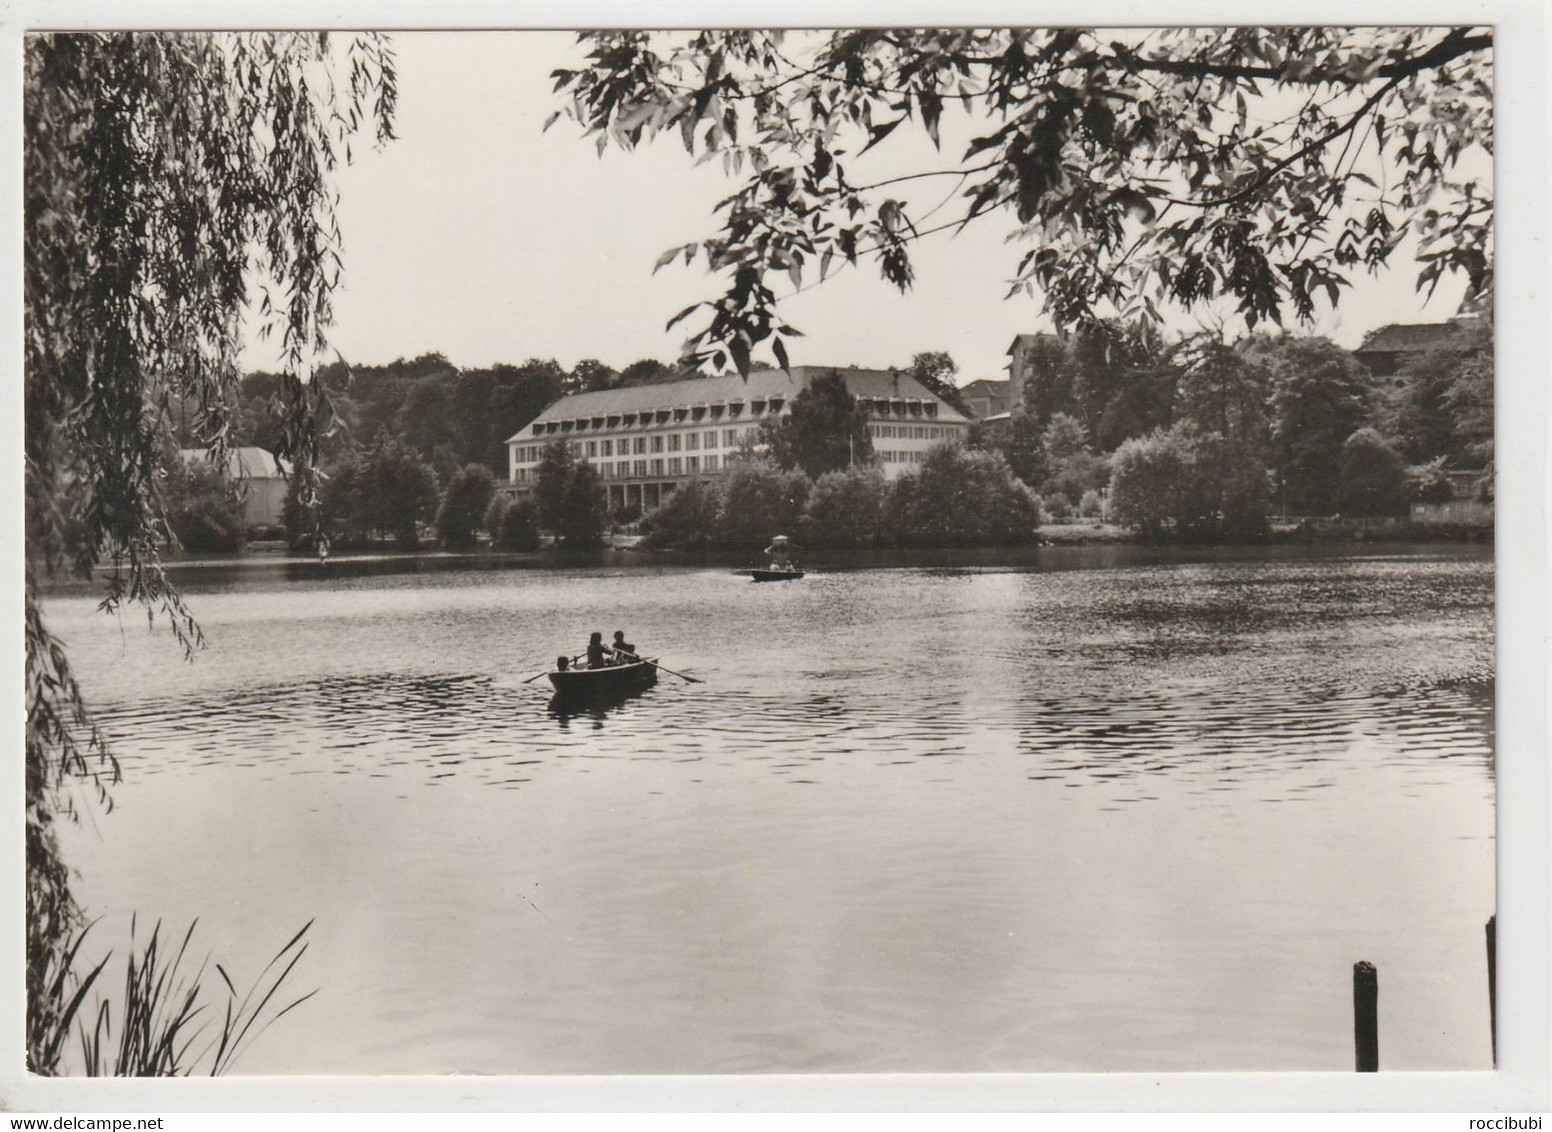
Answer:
750, 566, 805, 582
548, 657, 659, 698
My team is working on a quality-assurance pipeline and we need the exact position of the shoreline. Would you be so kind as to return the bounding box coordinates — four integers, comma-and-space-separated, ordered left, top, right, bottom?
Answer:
29, 532, 1494, 599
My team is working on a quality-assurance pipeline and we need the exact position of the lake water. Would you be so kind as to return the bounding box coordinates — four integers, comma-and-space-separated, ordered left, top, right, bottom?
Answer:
47, 544, 1495, 1074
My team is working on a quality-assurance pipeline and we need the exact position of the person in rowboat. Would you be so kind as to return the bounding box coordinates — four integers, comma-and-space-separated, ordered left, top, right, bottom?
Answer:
611, 630, 637, 663
585, 631, 609, 669
763, 534, 799, 571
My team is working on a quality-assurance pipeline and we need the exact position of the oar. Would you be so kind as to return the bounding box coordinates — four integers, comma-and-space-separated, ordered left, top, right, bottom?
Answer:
625, 655, 703, 684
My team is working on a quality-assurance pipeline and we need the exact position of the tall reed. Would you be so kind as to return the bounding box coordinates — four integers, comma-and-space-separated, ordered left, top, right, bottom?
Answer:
41, 916, 317, 1076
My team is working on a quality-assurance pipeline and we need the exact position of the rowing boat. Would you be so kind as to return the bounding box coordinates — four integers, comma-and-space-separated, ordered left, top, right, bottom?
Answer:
547, 657, 659, 698
750, 567, 805, 582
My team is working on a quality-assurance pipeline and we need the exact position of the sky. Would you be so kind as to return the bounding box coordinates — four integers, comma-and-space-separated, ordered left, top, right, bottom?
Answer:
238, 30, 1485, 386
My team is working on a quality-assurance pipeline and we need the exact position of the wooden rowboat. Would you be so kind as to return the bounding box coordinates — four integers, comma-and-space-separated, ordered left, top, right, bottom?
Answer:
750, 567, 805, 582
548, 657, 659, 698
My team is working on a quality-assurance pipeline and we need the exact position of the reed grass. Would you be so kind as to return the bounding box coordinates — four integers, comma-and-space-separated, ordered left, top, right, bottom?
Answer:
42, 916, 317, 1076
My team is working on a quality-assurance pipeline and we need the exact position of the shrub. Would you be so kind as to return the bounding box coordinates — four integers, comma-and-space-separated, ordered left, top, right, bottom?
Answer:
496, 497, 540, 551
483, 493, 508, 542
1179, 433, 1272, 541
436, 464, 496, 548
801, 465, 888, 548
1108, 427, 1193, 539
534, 439, 575, 533
640, 478, 723, 548
1078, 489, 1104, 518
163, 459, 246, 553
556, 461, 607, 548
1407, 456, 1454, 504
1043, 493, 1073, 521
309, 438, 441, 549
1339, 428, 1408, 517
718, 462, 810, 548
888, 443, 1039, 547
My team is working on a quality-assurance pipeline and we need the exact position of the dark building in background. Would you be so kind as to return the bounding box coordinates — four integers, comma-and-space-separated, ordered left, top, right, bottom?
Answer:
957, 378, 1012, 419
1353, 318, 1482, 377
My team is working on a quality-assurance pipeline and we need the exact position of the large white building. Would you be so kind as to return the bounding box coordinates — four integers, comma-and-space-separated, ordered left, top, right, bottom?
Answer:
505, 365, 971, 512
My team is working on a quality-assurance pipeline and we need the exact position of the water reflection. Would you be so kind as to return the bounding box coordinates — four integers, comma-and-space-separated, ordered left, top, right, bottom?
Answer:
50, 546, 1495, 1074
546, 683, 659, 726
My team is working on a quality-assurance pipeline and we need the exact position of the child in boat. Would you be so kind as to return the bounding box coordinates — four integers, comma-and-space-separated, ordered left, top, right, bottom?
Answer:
585, 632, 609, 668
611, 630, 637, 662
763, 535, 797, 570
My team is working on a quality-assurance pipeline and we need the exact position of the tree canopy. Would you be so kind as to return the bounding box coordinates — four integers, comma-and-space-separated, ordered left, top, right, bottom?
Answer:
24, 31, 395, 1073
760, 370, 875, 476
551, 28, 1491, 375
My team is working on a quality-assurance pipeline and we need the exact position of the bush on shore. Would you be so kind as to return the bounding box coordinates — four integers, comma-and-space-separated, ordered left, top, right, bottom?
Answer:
436, 464, 496, 548
886, 444, 1041, 547
163, 459, 247, 553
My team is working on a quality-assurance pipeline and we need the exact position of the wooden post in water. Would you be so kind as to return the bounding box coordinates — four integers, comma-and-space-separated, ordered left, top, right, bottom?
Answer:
1353, 961, 1379, 1072
1486, 914, 1497, 1065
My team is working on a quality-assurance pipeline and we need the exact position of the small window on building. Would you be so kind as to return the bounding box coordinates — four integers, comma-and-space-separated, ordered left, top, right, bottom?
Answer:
587, 441, 597, 457
723, 429, 737, 448
652, 458, 664, 475
634, 459, 647, 477
668, 457, 682, 475
601, 439, 612, 457
634, 437, 646, 455
687, 455, 699, 471
705, 455, 719, 471
668, 434, 681, 452
686, 433, 698, 451
652, 435, 664, 453
705, 431, 717, 449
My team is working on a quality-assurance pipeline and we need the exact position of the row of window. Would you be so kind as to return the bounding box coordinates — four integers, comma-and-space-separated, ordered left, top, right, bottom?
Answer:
528, 398, 941, 438
878, 450, 929, 464
870, 424, 958, 441
531, 401, 783, 437
513, 428, 761, 466
513, 455, 726, 483
516, 422, 962, 466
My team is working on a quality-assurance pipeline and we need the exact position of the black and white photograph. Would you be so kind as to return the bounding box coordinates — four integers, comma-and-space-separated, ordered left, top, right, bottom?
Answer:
6, 5, 1548, 1116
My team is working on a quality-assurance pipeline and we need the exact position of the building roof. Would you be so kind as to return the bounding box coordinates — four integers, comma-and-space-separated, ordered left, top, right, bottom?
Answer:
179, 446, 288, 479
1006, 332, 1060, 354
959, 378, 1010, 395
506, 365, 968, 443
1355, 322, 1469, 355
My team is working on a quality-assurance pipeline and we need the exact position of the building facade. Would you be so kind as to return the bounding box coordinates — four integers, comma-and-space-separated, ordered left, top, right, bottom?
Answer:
179, 446, 289, 528
1353, 318, 1481, 378
505, 366, 970, 512
958, 378, 1012, 419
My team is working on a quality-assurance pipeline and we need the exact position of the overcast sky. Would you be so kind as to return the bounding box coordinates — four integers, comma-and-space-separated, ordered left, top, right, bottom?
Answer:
238, 30, 1485, 384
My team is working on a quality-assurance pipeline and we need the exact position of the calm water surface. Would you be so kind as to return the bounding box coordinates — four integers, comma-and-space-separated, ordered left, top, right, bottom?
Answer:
48, 544, 1494, 1074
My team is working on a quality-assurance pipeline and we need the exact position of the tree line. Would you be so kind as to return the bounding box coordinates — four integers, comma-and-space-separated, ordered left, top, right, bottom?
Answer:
634, 319, 1491, 549
162, 349, 975, 552
977, 318, 1492, 539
